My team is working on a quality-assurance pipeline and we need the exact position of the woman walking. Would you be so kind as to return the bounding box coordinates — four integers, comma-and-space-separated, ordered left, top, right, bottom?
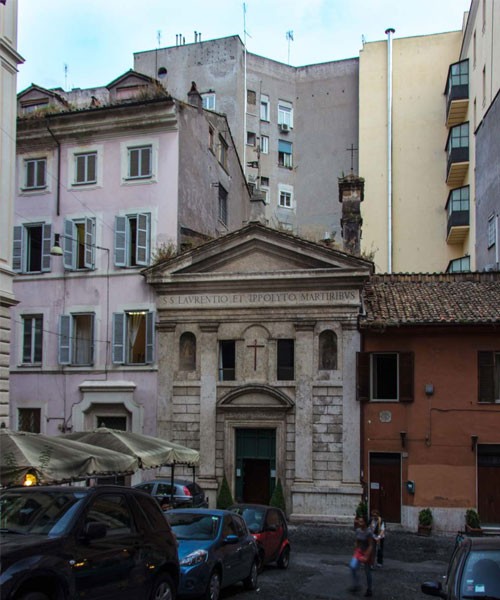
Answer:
349, 515, 375, 596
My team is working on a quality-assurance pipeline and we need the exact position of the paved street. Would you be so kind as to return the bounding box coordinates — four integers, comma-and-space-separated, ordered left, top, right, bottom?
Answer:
221, 522, 455, 600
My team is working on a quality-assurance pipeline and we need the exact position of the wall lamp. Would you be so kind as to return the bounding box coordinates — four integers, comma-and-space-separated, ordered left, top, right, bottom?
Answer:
471, 434, 478, 452
50, 233, 63, 256
400, 431, 407, 449
425, 384, 434, 396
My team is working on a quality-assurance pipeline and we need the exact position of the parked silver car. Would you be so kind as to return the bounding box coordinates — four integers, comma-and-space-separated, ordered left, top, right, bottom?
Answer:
134, 479, 208, 509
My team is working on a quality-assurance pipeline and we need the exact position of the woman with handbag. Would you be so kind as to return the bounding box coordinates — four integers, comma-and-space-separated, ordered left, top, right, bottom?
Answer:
349, 515, 375, 597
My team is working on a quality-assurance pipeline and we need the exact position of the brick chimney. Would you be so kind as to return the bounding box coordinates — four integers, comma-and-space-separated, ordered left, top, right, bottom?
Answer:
338, 173, 364, 255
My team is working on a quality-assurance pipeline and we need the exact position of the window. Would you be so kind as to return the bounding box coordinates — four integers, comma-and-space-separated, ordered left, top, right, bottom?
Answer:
260, 135, 269, 155
114, 213, 151, 267
473, 30, 477, 67
62, 217, 96, 270
319, 330, 337, 370
112, 310, 155, 365
260, 94, 270, 121
12, 223, 52, 274
246, 131, 256, 146
209, 126, 215, 153
18, 408, 41, 433
487, 215, 496, 248
278, 140, 293, 168
218, 184, 228, 226
179, 332, 196, 371
447, 123, 469, 155
478, 352, 500, 403
446, 255, 471, 273
74, 152, 97, 185
59, 313, 95, 366
278, 100, 293, 128
247, 89, 256, 105
22, 315, 43, 364
447, 186, 470, 217
278, 185, 293, 209
96, 416, 127, 430
357, 352, 414, 402
218, 135, 228, 169
260, 176, 270, 187
202, 92, 216, 111
128, 145, 152, 179
277, 339, 294, 380
24, 158, 46, 190
219, 340, 236, 381
85, 495, 132, 536
482, 65, 486, 106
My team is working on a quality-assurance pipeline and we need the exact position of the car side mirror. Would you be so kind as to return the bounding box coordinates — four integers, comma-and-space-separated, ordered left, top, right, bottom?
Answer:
421, 581, 445, 598
84, 522, 107, 541
223, 534, 239, 544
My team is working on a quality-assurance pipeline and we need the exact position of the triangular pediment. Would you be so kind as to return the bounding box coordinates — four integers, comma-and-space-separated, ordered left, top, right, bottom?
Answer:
144, 222, 373, 282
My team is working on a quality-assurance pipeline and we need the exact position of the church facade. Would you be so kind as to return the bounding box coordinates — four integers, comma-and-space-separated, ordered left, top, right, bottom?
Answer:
144, 222, 373, 521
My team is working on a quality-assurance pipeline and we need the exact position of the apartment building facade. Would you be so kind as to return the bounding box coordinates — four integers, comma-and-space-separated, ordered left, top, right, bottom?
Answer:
10, 71, 250, 451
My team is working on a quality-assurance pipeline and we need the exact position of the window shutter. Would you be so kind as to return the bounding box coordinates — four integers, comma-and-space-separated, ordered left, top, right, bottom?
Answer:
356, 352, 370, 402
112, 312, 125, 364
145, 311, 154, 364
13, 226, 23, 272
114, 216, 127, 266
59, 314, 71, 365
42, 223, 52, 272
399, 352, 414, 402
136, 213, 150, 266
63, 219, 75, 270
478, 351, 494, 403
85, 217, 95, 269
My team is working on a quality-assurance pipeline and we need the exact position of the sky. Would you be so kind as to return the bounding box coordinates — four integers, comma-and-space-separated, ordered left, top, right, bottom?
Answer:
17, 0, 472, 93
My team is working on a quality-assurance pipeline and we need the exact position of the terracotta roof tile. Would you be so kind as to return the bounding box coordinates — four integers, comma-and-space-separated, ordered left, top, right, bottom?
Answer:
360, 272, 500, 328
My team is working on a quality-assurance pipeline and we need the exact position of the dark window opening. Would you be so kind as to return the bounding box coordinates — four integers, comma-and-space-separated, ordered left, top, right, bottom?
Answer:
372, 353, 398, 400
219, 340, 236, 381
277, 339, 294, 380
319, 330, 337, 370
18, 408, 41, 433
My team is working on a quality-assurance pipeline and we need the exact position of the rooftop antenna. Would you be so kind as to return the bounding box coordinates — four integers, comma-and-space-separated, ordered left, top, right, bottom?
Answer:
346, 143, 358, 173
286, 30, 294, 65
64, 63, 68, 90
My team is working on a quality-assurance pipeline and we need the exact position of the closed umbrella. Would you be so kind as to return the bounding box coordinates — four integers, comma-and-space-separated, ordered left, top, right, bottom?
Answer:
0, 429, 138, 487
64, 427, 199, 469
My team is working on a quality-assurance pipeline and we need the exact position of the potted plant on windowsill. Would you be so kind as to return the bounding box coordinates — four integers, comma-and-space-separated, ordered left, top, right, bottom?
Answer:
417, 508, 433, 536
465, 509, 482, 536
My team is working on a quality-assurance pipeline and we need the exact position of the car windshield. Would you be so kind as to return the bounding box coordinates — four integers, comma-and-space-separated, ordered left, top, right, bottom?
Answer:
238, 507, 266, 532
167, 512, 220, 540
460, 549, 500, 598
0, 490, 86, 536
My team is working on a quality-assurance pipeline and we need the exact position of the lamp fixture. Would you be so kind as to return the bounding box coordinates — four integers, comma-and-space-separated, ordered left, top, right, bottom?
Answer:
50, 233, 63, 256
425, 383, 434, 396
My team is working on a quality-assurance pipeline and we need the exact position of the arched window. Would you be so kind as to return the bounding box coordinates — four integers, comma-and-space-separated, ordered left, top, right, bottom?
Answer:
179, 332, 196, 371
319, 330, 337, 370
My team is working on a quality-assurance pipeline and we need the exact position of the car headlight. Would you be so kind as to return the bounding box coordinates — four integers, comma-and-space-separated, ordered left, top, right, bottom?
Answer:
180, 549, 208, 566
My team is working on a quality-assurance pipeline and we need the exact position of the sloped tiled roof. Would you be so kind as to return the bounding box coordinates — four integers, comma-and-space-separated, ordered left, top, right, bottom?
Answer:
360, 272, 500, 328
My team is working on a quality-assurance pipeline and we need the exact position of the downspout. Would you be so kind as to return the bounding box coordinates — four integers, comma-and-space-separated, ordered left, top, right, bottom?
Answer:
243, 5, 248, 178
46, 120, 61, 216
385, 28, 395, 274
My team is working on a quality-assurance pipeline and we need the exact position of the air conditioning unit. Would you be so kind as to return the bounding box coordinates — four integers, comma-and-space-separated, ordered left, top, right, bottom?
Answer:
279, 123, 290, 132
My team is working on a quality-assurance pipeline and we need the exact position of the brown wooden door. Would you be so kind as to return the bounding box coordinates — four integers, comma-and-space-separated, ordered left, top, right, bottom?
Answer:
478, 445, 500, 524
242, 458, 270, 504
369, 453, 401, 523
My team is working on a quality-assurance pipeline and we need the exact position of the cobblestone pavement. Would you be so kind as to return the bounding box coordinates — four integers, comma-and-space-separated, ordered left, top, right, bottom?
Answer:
220, 522, 456, 600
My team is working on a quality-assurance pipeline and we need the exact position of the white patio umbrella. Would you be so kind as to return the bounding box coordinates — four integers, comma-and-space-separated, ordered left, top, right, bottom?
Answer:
0, 429, 139, 487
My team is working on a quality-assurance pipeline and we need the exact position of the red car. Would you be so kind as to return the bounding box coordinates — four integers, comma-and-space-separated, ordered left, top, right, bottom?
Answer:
230, 503, 291, 571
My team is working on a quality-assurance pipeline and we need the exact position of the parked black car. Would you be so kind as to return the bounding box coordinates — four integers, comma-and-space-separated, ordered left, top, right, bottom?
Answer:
134, 479, 208, 509
421, 535, 500, 599
0, 485, 180, 600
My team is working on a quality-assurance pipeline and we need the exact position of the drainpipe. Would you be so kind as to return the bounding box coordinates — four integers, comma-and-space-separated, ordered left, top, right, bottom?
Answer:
385, 28, 395, 274
46, 120, 61, 216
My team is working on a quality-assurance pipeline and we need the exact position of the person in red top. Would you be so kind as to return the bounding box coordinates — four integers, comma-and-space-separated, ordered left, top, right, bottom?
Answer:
349, 515, 375, 597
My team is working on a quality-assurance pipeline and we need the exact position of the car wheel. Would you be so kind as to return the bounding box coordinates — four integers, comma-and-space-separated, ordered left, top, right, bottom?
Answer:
243, 560, 259, 590
204, 570, 221, 600
150, 573, 175, 600
277, 546, 290, 569
18, 594, 50, 600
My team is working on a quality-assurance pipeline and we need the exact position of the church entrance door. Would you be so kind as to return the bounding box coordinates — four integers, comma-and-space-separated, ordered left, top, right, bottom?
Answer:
235, 428, 276, 504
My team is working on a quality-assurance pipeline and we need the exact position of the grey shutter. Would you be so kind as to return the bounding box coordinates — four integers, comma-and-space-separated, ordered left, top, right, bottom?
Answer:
136, 213, 150, 266
59, 314, 72, 365
112, 312, 126, 364
42, 223, 52, 272
85, 217, 95, 269
114, 216, 127, 267
13, 226, 23, 272
63, 219, 75, 270
356, 352, 371, 402
145, 311, 154, 364
399, 352, 414, 402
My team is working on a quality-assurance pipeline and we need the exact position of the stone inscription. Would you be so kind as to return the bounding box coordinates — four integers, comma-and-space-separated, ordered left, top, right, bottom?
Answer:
162, 290, 358, 308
